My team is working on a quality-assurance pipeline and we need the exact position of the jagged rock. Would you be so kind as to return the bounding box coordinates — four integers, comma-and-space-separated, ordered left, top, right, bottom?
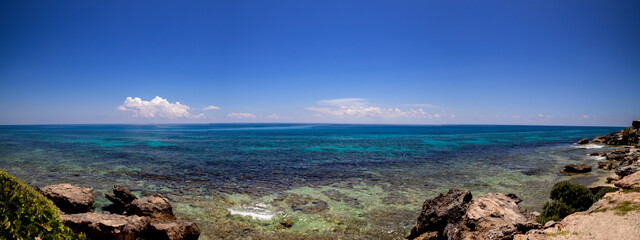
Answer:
128, 194, 176, 220
407, 189, 472, 239
591, 136, 605, 143
105, 185, 138, 214
606, 151, 627, 161
615, 162, 640, 177
458, 193, 541, 239
61, 212, 150, 240
146, 220, 201, 240
563, 164, 592, 173
577, 138, 589, 144
598, 161, 614, 170
614, 171, 640, 189
38, 184, 94, 213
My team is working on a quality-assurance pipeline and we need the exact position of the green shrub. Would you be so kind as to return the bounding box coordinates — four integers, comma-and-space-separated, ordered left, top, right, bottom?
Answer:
549, 181, 594, 211
0, 170, 85, 240
537, 181, 597, 224
537, 201, 574, 224
593, 187, 617, 201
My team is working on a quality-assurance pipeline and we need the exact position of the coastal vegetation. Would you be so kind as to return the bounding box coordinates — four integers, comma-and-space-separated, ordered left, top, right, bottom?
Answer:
0, 170, 85, 240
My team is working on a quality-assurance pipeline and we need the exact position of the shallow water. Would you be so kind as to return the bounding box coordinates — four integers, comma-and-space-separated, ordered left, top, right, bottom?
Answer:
0, 124, 623, 239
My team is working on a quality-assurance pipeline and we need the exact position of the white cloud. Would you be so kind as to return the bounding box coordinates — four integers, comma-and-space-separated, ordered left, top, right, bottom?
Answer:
227, 113, 256, 119
317, 98, 367, 107
511, 115, 521, 119
267, 113, 280, 119
203, 105, 221, 110
307, 98, 447, 119
118, 96, 193, 119
582, 115, 590, 119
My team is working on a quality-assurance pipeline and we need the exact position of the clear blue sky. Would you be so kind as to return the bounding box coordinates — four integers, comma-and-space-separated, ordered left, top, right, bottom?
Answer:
1, 0, 639, 126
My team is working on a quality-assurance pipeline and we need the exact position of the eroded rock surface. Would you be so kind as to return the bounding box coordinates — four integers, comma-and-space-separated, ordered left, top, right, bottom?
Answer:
39, 183, 94, 213
147, 220, 201, 240
61, 212, 150, 240
128, 194, 176, 220
614, 171, 640, 189
407, 189, 472, 239
563, 164, 592, 173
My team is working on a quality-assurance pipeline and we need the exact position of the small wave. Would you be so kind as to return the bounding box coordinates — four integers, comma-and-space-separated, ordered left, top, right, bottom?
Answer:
590, 156, 606, 161
227, 203, 274, 221
572, 144, 603, 149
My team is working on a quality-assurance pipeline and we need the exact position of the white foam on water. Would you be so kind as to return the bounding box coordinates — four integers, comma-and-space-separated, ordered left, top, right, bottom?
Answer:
227, 204, 275, 221
572, 144, 603, 149
590, 156, 606, 161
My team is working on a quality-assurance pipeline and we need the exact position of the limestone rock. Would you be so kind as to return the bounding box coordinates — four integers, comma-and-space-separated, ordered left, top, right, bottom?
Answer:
458, 193, 541, 240
577, 138, 589, 144
61, 212, 150, 240
615, 162, 640, 178
614, 171, 640, 189
38, 183, 94, 213
128, 194, 176, 220
146, 220, 201, 240
406, 189, 472, 239
563, 164, 592, 173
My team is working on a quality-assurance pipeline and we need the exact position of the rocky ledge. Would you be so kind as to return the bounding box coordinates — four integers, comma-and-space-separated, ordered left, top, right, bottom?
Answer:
407, 189, 541, 240
39, 184, 200, 240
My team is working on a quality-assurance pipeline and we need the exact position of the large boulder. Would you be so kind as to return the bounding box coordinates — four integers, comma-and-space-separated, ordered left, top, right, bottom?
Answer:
577, 138, 589, 144
127, 194, 176, 220
105, 185, 138, 214
38, 184, 94, 213
407, 189, 472, 239
614, 171, 640, 189
61, 212, 150, 240
458, 193, 540, 239
563, 164, 592, 173
146, 220, 201, 240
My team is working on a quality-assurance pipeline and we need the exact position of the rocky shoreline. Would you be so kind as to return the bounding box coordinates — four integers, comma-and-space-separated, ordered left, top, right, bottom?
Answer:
37, 184, 200, 240
407, 120, 640, 240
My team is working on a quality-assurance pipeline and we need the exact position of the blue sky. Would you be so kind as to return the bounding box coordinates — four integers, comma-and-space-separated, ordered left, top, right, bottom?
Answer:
1, 0, 639, 126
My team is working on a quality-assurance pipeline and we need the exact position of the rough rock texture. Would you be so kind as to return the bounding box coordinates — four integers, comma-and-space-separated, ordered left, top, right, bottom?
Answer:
577, 138, 589, 144
407, 190, 540, 240
596, 121, 640, 146
563, 164, 592, 173
614, 171, 640, 189
128, 194, 176, 220
407, 189, 472, 239
515, 191, 640, 240
38, 183, 94, 213
147, 220, 201, 240
61, 212, 150, 240
105, 185, 138, 214
457, 193, 540, 240
597, 161, 615, 170
615, 162, 640, 177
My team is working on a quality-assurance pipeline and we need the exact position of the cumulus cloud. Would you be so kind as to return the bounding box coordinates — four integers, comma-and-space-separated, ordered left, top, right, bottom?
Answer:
203, 105, 221, 110
118, 96, 194, 119
227, 113, 256, 119
307, 98, 445, 119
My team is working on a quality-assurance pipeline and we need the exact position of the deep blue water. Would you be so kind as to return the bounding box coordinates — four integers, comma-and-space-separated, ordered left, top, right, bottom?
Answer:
0, 124, 624, 239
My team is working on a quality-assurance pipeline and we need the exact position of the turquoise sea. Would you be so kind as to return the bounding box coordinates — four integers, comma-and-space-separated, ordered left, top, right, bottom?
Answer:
0, 124, 624, 239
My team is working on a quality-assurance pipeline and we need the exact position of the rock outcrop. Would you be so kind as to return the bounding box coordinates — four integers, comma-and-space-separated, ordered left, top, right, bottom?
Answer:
147, 220, 201, 240
128, 194, 176, 220
61, 212, 150, 240
515, 191, 640, 239
407, 189, 540, 240
46, 184, 199, 240
38, 183, 94, 213
104, 185, 138, 214
563, 164, 592, 173
614, 171, 640, 189
595, 122, 640, 146
576, 138, 589, 144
